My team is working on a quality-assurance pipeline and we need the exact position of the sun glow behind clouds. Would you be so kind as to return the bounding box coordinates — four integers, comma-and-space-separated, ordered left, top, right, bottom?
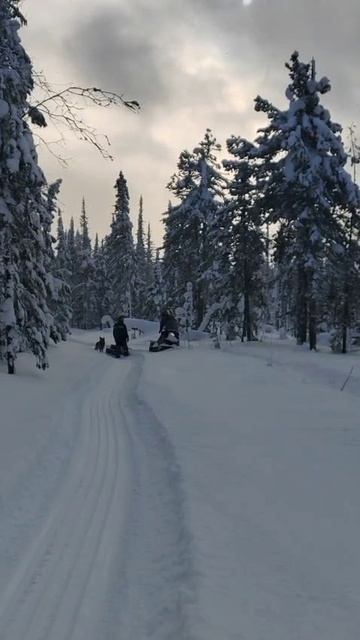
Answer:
243, 0, 253, 5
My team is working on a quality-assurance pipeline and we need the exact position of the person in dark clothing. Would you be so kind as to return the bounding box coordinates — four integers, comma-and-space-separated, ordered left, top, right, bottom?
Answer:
159, 309, 179, 345
113, 317, 129, 356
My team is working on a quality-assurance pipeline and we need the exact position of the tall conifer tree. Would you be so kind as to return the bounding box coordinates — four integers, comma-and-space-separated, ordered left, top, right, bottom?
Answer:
0, 1, 55, 372
72, 200, 97, 328
134, 195, 147, 317
222, 138, 266, 340
93, 237, 113, 326
250, 52, 360, 349
105, 171, 135, 317
165, 130, 226, 325
53, 208, 72, 339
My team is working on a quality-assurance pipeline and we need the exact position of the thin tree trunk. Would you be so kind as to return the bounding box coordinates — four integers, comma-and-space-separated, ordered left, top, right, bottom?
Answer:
341, 215, 354, 354
195, 281, 205, 327
308, 299, 317, 350
341, 287, 349, 354
341, 324, 347, 354
243, 263, 253, 342
7, 352, 15, 374
296, 264, 307, 344
3, 252, 16, 374
242, 290, 252, 341
308, 270, 317, 351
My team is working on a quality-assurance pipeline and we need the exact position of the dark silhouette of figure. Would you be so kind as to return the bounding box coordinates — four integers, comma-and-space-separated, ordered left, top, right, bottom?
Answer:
113, 317, 129, 356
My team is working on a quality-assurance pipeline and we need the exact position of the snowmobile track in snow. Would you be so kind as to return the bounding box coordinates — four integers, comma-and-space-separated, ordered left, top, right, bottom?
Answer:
0, 348, 196, 640
113, 352, 197, 639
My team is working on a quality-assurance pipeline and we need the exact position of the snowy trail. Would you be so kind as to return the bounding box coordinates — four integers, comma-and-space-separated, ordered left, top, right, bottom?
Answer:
2, 327, 360, 640
113, 351, 196, 639
0, 336, 196, 640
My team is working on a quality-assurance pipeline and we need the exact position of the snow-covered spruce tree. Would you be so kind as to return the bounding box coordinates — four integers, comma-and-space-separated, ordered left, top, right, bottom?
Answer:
222, 137, 266, 341
53, 208, 72, 339
66, 216, 80, 322
328, 127, 360, 352
105, 171, 135, 317
0, 1, 55, 373
43, 179, 60, 344
43, 179, 71, 342
183, 281, 194, 330
71, 199, 97, 328
69, 215, 82, 327
145, 248, 166, 321
66, 216, 76, 272
145, 222, 154, 295
94, 232, 99, 254
251, 52, 359, 350
323, 204, 360, 352
133, 195, 147, 317
272, 222, 296, 333
93, 237, 113, 327
165, 130, 227, 326
162, 201, 181, 307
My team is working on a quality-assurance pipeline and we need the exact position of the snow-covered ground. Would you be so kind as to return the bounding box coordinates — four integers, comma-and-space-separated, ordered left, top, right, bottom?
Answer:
0, 323, 360, 639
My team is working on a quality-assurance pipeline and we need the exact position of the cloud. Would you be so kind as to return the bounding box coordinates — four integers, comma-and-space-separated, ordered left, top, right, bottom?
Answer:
61, 0, 257, 117
182, 0, 360, 115
62, 6, 171, 107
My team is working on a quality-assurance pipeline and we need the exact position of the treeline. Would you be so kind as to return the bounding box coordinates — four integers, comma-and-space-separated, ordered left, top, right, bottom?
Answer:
57, 176, 165, 330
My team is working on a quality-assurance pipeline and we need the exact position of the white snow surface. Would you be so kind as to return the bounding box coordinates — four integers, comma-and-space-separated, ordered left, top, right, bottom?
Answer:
0, 322, 360, 639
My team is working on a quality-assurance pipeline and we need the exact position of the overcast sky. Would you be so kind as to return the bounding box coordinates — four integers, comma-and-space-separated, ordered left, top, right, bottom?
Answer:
21, 0, 360, 246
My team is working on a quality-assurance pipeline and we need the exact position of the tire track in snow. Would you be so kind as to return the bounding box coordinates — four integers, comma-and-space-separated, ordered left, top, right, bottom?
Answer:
0, 397, 97, 635
0, 362, 129, 640
112, 351, 198, 640
0, 349, 197, 640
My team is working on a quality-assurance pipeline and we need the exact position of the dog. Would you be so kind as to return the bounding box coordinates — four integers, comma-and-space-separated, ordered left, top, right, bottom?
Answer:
94, 336, 105, 352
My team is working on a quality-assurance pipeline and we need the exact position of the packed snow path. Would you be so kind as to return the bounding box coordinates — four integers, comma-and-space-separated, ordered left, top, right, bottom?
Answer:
0, 332, 195, 640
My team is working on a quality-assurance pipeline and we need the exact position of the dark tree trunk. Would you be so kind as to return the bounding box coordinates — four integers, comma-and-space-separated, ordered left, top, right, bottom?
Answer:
341, 324, 347, 354
7, 354, 15, 374
308, 270, 317, 351
341, 287, 349, 354
341, 215, 355, 355
308, 299, 317, 351
296, 265, 307, 344
242, 263, 253, 342
4, 256, 16, 374
5, 326, 15, 374
194, 283, 205, 328
242, 289, 252, 341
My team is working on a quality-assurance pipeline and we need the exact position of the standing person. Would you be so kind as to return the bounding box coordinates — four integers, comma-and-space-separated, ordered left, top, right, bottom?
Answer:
113, 316, 129, 356
159, 309, 180, 345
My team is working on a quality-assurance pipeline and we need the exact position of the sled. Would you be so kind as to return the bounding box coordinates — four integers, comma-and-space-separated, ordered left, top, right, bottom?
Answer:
106, 344, 129, 358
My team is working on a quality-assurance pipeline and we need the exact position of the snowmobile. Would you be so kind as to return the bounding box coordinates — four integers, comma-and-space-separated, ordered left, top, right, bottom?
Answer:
149, 331, 179, 353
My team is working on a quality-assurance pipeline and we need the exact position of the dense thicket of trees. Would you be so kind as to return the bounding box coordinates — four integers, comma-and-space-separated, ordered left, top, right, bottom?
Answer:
57, 177, 157, 331
160, 53, 360, 351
